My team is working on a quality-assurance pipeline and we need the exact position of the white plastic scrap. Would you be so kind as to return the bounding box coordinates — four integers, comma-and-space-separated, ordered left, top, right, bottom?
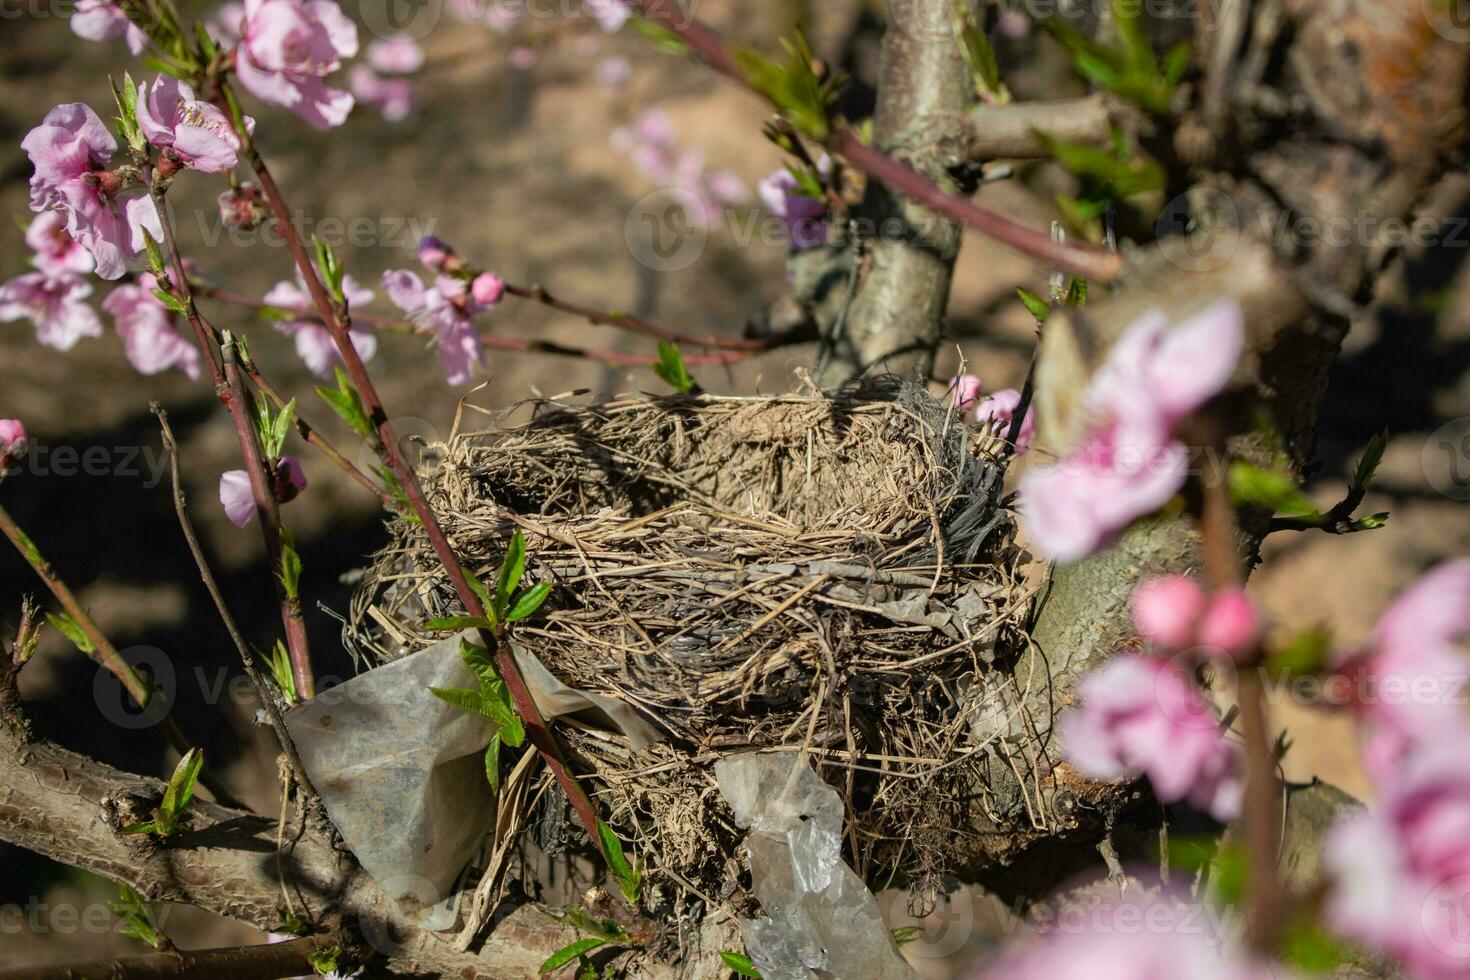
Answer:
714, 753, 919, 980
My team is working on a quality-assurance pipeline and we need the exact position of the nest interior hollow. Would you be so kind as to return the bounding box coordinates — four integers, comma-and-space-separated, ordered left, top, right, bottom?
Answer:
348, 378, 1031, 902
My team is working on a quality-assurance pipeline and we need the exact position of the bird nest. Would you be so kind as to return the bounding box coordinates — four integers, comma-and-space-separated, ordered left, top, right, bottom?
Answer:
346, 378, 1031, 906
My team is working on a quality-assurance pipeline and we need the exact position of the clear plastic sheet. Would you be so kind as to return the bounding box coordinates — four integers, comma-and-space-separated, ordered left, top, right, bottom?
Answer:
715, 753, 918, 980
284, 632, 665, 928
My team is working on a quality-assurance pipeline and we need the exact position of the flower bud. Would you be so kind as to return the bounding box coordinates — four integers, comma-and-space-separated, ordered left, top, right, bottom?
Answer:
0, 419, 27, 468
1197, 588, 1260, 659
470, 272, 505, 307
1131, 574, 1206, 650
418, 235, 460, 273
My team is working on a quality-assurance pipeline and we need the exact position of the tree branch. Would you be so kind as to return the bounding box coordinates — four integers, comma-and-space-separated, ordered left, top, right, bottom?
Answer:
0, 937, 329, 980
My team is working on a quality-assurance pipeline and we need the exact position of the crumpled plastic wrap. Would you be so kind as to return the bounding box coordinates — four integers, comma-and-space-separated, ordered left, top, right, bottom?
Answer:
284, 632, 664, 928
715, 753, 918, 980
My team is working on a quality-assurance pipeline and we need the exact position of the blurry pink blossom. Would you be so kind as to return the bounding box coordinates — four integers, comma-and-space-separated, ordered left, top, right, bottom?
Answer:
613, 110, 748, 219
348, 67, 414, 122
24, 212, 93, 276
71, 0, 148, 54
101, 275, 201, 379
1335, 560, 1470, 781
417, 236, 457, 273
383, 269, 496, 384
1019, 300, 1244, 562
757, 161, 830, 250
1061, 653, 1242, 820
949, 374, 982, 412
136, 77, 247, 173
0, 420, 28, 465
366, 34, 425, 74
586, 0, 629, 32
206, 1, 247, 44
235, 0, 358, 129
595, 56, 631, 87
508, 46, 538, 70
219, 457, 308, 528
973, 892, 1261, 979
22, 103, 164, 280
0, 272, 104, 352
975, 388, 1035, 454
1326, 741, 1470, 978
1131, 574, 1260, 658
264, 272, 377, 377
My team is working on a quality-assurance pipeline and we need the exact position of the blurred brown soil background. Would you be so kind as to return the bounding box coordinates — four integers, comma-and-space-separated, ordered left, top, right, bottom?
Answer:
1, 1, 1467, 972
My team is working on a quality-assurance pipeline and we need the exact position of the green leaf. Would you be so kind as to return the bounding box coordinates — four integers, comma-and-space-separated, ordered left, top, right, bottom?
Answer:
194, 21, 219, 61
141, 56, 193, 80
263, 399, 296, 459
463, 566, 494, 610
45, 611, 95, 654
1016, 287, 1050, 324
496, 529, 527, 618
311, 236, 345, 307
1267, 626, 1333, 681
652, 341, 696, 393
629, 18, 689, 55
720, 951, 762, 977
141, 229, 166, 277
734, 34, 836, 141
1229, 462, 1321, 520
316, 366, 375, 439
507, 582, 552, 623
266, 640, 299, 705
539, 937, 608, 975
1280, 923, 1353, 973
596, 821, 640, 905
1064, 277, 1088, 307
119, 820, 160, 835
429, 685, 496, 718
459, 638, 500, 692
890, 926, 923, 946
424, 615, 495, 632
307, 946, 341, 977
1351, 512, 1390, 531
954, 2, 1006, 101
152, 288, 190, 317
159, 747, 203, 831
1035, 130, 1165, 198
1351, 431, 1390, 491
279, 535, 303, 600
109, 887, 166, 949
484, 732, 502, 793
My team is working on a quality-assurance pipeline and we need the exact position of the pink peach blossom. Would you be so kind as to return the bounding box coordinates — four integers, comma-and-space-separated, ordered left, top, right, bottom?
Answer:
0, 272, 104, 352
22, 103, 164, 280
1335, 560, 1470, 782
365, 34, 424, 74
219, 457, 308, 528
1019, 300, 1244, 562
101, 275, 201, 379
1325, 741, 1470, 978
470, 272, 504, 307
347, 67, 414, 123
1061, 653, 1241, 820
383, 269, 493, 384
975, 388, 1035, 454
235, 0, 358, 130
949, 374, 982, 412
24, 212, 94, 276
586, 0, 629, 32
263, 271, 377, 378
1196, 588, 1260, 658
136, 77, 247, 173
70, 0, 148, 54
973, 892, 1263, 979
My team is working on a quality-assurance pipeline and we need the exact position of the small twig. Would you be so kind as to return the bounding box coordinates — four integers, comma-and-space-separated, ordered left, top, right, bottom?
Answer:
0, 499, 238, 805
145, 168, 317, 700
151, 405, 317, 804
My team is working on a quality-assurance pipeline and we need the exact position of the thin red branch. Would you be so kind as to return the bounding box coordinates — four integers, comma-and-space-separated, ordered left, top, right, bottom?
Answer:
627, 0, 1125, 282
224, 106, 605, 845
145, 176, 317, 701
